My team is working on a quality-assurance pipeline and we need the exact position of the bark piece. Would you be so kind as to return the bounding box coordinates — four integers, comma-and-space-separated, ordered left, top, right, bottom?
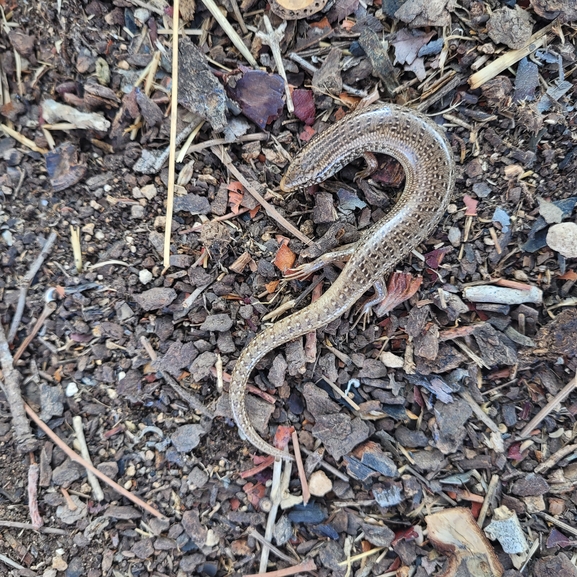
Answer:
312, 48, 342, 96
426, 507, 503, 577
487, 7, 534, 49
178, 38, 230, 132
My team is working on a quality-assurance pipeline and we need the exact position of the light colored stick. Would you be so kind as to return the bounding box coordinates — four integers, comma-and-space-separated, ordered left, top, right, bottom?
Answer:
535, 442, 577, 474
291, 430, 310, 505
0, 122, 48, 153
519, 372, 577, 439
460, 390, 501, 434
211, 145, 313, 246
7, 231, 57, 343
200, 0, 258, 68
0, 520, 67, 535
72, 416, 104, 501
476, 474, 499, 528
27, 463, 43, 530
24, 403, 165, 519
259, 457, 284, 573
538, 512, 577, 538
163, 0, 180, 270
257, 17, 293, 113
184, 132, 268, 155
469, 21, 556, 89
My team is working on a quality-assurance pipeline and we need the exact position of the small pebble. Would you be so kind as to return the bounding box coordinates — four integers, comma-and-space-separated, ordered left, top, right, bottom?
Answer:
539, 198, 563, 224
546, 222, 577, 258
134, 8, 151, 23
472, 182, 492, 198
380, 351, 404, 368
141, 183, 157, 200
447, 226, 461, 246
65, 382, 79, 397
2, 230, 13, 246
309, 470, 332, 497
131, 204, 145, 219
139, 269, 153, 284
52, 557, 68, 571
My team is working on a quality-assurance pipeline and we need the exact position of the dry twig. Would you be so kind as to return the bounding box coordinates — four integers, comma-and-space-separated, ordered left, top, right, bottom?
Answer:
24, 403, 165, 519
163, 0, 180, 270
211, 145, 313, 246
291, 430, 310, 505
72, 416, 104, 501
7, 231, 57, 343
0, 323, 38, 453
519, 372, 577, 439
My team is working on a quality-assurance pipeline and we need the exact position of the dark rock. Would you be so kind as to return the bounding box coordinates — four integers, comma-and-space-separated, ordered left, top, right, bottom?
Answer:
288, 503, 327, 524
182, 510, 207, 546
171, 424, 204, 453
533, 553, 577, 577
131, 537, 154, 560
52, 460, 83, 488
200, 314, 233, 332
395, 425, 429, 448
510, 473, 550, 497
433, 398, 472, 454
134, 287, 177, 311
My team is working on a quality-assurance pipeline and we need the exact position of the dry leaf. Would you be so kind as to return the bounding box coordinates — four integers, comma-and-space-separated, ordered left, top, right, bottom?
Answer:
273, 243, 297, 272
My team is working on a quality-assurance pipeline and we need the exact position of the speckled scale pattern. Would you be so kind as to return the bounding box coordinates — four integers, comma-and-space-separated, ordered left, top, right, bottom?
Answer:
230, 104, 456, 460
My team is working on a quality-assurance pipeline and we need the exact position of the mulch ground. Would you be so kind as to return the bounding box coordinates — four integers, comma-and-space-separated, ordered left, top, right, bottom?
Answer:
1, 0, 577, 576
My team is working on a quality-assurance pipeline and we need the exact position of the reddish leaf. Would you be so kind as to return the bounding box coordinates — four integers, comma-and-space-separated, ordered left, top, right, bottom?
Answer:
470, 501, 482, 519
228, 190, 244, 214
373, 272, 422, 317
334, 106, 347, 121
425, 246, 452, 269
310, 16, 331, 28
299, 125, 316, 142
507, 442, 524, 460
338, 93, 361, 108
293, 89, 315, 125
265, 280, 280, 294
463, 194, 478, 216
413, 385, 424, 408
273, 243, 296, 272
558, 270, 577, 280
243, 482, 266, 508
274, 425, 294, 451
227, 69, 284, 129
392, 526, 418, 546
248, 205, 261, 218
547, 528, 573, 548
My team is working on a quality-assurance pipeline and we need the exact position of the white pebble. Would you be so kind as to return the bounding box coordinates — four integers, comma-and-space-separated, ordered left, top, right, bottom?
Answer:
381, 351, 404, 368
1, 230, 13, 246
65, 382, 79, 397
134, 8, 151, 23
447, 226, 461, 247
309, 470, 332, 497
484, 506, 528, 554
139, 269, 153, 284
546, 222, 577, 258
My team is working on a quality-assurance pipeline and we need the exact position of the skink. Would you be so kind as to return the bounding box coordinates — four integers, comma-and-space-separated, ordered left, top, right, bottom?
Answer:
229, 104, 456, 460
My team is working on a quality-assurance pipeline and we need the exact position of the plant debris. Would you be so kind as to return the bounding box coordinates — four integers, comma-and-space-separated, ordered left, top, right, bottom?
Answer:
1, 0, 577, 575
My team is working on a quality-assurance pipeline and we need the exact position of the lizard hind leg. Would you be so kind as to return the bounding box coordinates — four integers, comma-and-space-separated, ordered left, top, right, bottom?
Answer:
351, 279, 387, 330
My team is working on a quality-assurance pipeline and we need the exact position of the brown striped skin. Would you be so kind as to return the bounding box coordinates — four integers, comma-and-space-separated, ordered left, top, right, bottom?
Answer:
230, 104, 456, 460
